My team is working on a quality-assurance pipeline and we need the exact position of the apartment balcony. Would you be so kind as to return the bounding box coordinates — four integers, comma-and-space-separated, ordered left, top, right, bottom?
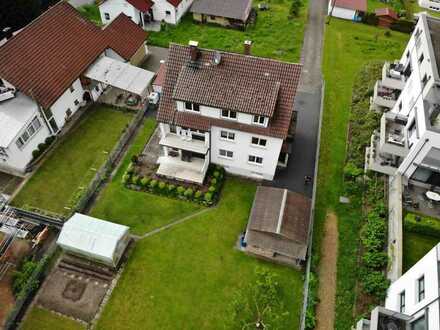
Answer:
156, 154, 209, 184
159, 133, 209, 154
365, 131, 399, 176
381, 62, 406, 90
372, 81, 400, 110
379, 112, 409, 158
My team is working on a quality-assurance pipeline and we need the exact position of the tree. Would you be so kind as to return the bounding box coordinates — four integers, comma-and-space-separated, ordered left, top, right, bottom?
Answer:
228, 268, 290, 329
289, 0, 302, 18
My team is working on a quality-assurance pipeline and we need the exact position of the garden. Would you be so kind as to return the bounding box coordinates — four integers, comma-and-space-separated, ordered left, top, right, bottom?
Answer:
309, 19, 408, 329
148, 0, 308, 63
12, 105, 134, 216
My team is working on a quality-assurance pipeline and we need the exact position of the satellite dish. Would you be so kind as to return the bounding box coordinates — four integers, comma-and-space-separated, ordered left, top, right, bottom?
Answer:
213, 51, 221, 65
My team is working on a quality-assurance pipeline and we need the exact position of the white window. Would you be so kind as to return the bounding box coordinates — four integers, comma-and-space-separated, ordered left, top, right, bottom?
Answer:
251, 136, 267, 147
253, 115, 266, 126
248, 155, 263, 165
74, 99, 79, 106
221, 109, 237, 120
166, 10, 171, 16
104, 13, 110, 20
219, 149, 233, 159
184, 102, 200, 112
15, 116, 42, 149
220, 130, 235, 141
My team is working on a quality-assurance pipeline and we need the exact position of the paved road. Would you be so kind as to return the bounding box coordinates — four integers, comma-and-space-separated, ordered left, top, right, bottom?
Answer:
267, 0, 328, 198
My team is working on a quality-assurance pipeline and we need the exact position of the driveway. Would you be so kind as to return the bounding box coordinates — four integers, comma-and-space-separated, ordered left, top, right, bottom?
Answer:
267, 0, 328, 197
142, 46, 169, 72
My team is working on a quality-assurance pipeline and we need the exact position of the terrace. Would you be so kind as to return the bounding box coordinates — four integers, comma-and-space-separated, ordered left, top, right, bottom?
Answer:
381, 61, 406, 90
372, 80, 400, 110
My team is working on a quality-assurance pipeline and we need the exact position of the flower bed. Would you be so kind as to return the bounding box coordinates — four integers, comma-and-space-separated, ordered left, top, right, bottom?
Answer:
121, 157, 225, 206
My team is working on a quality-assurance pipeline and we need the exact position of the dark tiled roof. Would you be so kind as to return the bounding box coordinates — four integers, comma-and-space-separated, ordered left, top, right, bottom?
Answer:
127, 0, 154, 12
104, 14, 147, 59
190, 0, 252, 21
153, 62, 167, 87
246, 186, 311, 260
427, 16, 440, 77
157, 44, 302, 139
333, 0, 367, 11
167, 0, 184, 7
0, 2, 145, 109
173, 65, 280, 117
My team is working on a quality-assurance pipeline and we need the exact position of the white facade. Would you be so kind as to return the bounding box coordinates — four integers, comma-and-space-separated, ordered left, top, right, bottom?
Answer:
419, 0, 440, 12
328, 3, 357, 21
99, 0, 193, 27
367, 14, 440, 189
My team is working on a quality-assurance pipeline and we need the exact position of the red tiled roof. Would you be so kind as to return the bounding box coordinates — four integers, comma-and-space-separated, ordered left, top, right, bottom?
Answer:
332, 0, 367, 12
0, 2, 146, 109
375, 7, 398, 20
157, 44, 302, 139
167, 0, 183, 7
104, 14, 147, 59
127, 0, 154, 12
153, 62, 166, 87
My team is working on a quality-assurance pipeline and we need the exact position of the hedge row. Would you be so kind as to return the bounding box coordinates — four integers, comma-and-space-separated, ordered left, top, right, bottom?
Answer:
122, 163, 225, 206
31, 136, 56, 160
361, 12, 415, 34
404, 213, 440, 238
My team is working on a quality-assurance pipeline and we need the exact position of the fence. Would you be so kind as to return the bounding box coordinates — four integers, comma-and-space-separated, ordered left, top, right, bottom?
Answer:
68, 106, 148, 215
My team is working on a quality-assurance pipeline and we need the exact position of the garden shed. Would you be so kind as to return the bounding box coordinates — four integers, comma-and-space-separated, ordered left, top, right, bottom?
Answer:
57, 213, 130, 268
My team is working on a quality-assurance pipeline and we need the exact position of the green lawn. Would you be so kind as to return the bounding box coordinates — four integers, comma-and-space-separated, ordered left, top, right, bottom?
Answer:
90, 118, 203, 235
12, 106, 133, 215
149, 0, 308, 62
316, 19, 408, 329
77, 4, 102, 26
403, 231, 439, 271
20, 307, 85, 330
96, 178, 304, 329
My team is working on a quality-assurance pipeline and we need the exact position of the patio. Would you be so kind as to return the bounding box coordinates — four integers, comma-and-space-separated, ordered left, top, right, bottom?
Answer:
98, 87, 145, 111
156, 156, 206, 184
403, 184, 440, 219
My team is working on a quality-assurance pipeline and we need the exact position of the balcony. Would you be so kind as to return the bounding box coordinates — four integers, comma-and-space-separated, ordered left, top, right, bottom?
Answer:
379, 113, 409, 157
365, 131, 399, 176
372, 81, 400, 110
381, 62, 406, 90
156, 154, 209, 184
159, 133, 209, 154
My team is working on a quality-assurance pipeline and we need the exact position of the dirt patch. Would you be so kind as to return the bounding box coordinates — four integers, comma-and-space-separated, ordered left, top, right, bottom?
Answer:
315, 212, 338, 330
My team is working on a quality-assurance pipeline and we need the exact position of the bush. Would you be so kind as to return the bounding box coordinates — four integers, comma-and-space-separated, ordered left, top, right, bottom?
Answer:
167, 184, 176, 195
177, 186, 185, 196
344, 162, 363, 180
140, 177, 151, 187
158, 181, 166, 193
131, 175, 139, 185
362, 251, 388, 269
362, 271, 389, 300
208, 185, 216, 193
213, 171, 220, 178
384, 30, 391, 37
184, 188, 194, 199
204, 192, 213, 203
195, 190, 203, 200
289, 0, 302, 18
211, 178, 217, 186
12, 259, 38, 296
404, 213, 440, 238
32, 149, 41, 159
390, 19, 415, 34
362, 12, 378, 26
149, 179, 158, 190
122, 174, 131, 185
45, 136, 55, 145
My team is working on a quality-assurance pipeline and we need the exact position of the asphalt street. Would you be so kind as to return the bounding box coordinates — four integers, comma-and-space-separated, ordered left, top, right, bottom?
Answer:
266, 0, 328, 197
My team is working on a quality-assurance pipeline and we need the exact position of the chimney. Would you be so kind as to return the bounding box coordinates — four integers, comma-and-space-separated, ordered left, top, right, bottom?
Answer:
189, 40, 199, 62
244, 40, 252, 55
2, 27, 12, 41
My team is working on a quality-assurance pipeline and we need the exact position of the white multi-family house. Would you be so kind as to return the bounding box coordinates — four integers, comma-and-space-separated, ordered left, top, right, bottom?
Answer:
355, 243, 440, 330
366, 13, 440, 191
419, 0, 440, 12
98, 0, 193, 28
155, 41, 301, 184
0, 2, 150, 176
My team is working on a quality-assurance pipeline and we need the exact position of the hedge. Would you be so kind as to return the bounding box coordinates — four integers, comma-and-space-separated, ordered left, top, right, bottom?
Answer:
31, 136, 56, 160
390, 19, 415, 34
404, 213, 440, 238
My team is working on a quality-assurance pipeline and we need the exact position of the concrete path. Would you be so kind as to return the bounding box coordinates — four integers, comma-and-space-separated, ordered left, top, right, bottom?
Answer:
315, 212, 338, 330
267, 0, 328, 197
387, 174, 403, 282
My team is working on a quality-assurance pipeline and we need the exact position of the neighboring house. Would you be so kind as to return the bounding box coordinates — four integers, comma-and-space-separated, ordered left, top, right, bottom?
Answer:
355, 243, 440, 330
152, 60, 166, 94
327, 0, 367, 21
419, 0, 440, 12
190, 0, 253, 30
375, 8, 399, 28
0, 2, 148, 176
244, 186, 311, 268
156, 41, 301, 184
99, 0, 193, 28
366, 14, 440, 192
57, 213, 130, 268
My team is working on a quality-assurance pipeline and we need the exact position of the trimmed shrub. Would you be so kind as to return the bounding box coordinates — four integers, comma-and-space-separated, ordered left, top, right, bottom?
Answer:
177, 186, 185, 196
213, 171, 220, 178
122, 174, 131, 185
362, 251, 388, 269
405, 213, 440, 238
158, 181, 166, 193
131, 175, 139, 185
211, 178, 217, 186
45, 136, 55, 145
140, 177, 151, 187
32, 149, 41, 159
195, 190, 203, 200
204, 192, 213, 203
208, 185, 216, 193
167, 184, 176, 195
149, 179, 158, 190
362, 271, 389, 300
184, 188, 194, 199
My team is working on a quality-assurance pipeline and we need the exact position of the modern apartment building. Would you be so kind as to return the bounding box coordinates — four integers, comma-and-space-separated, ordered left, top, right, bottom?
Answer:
366, 13, 440, 190
155, 41, 302, 184
419, 0, 440, 12
355, 243, 440, 330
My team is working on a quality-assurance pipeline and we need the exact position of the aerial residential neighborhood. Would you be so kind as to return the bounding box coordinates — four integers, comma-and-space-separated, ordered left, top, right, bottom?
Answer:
0, 0, 439, 329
